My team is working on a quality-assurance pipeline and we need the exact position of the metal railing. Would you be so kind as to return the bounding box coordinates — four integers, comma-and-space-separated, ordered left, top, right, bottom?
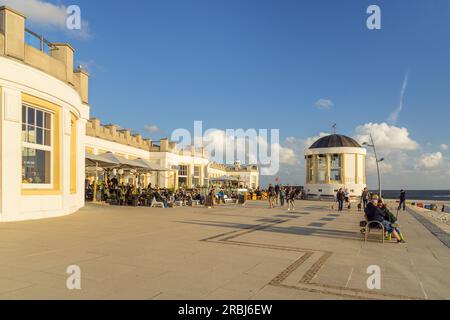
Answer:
24, 28, 56, 55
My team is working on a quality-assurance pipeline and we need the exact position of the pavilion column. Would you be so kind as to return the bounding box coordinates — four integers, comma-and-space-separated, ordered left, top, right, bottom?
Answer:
363, 156, 366, 185
313, 155, 318, 184
326, 154, 331, 184
341, 154, 346, 185
305, 156, 310, 183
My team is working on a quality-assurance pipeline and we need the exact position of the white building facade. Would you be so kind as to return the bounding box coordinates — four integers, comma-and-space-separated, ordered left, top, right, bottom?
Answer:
304, 134, 367, 200
0, 5, 259, 222
85, 118, 210, 189
0, 7, 89, 221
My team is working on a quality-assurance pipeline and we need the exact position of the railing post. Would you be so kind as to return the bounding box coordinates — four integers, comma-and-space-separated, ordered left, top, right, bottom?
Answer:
40, 35, 44, 51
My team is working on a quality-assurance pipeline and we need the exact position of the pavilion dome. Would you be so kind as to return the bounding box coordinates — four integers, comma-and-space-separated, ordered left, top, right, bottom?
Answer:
309, 134, 361, 149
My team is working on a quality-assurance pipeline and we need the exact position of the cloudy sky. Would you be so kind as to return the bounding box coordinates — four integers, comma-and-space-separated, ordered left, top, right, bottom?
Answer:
3, 0, 449, 189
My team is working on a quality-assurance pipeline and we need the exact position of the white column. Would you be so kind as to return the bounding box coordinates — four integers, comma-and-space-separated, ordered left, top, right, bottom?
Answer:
0, 87, 22, 220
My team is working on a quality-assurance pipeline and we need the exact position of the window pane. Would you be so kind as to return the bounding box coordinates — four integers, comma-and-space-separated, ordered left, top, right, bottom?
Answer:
179, 165, 188, 176
22, 147, 51, 184
22, 124, 27, 142
44, 113, 51, 129
22, 105, 27, 124
317, 155, 327, 183
331, 155, 341, 169
331, 169, 341, 181
27, 108, 35, 126
36, 127, 43, 145
36, 110, 44, 128
178, 177, 188, 187
193, 178, 199, 187
27, 126, 36, 144
44, 129, 51, 146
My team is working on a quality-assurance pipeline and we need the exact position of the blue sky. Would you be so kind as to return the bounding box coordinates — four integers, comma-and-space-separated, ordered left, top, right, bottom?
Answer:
6, 0, 450, 188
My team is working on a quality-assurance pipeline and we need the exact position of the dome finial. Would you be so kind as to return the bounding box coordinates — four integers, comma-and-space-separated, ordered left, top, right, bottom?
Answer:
332, 123, 337, 134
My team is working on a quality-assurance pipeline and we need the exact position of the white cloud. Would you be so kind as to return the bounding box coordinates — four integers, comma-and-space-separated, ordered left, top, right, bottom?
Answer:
366, 155, 394, 174
417, 152, 443, 169
278, 145, 300, 166
315, 99, 334, 110
354, 123, 419, 152
388, 71, 409, 125
144, 125, 160, 134
0, 0, 91, 39
441, 144, 449, 151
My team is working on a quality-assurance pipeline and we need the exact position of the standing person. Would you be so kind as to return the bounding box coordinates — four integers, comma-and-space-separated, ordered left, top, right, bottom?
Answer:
274, 184, 280, 205
398, 190, 406, 211
361, 187, 370, 210
287, 187, 296, 212
206, 187, 215, 209
268, 184, 275, 209
336, 188, 345, 212
280, 187, 286, 208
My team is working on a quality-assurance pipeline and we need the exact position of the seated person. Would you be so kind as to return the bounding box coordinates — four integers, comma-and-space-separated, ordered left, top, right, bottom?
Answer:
365, 199, 406, 243
377, 200, 405, 241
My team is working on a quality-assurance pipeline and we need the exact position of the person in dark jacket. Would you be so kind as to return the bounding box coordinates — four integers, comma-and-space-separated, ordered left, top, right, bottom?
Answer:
398, 190, 406, 211
360, 187, 370, 210
336, 188, 345, 212
365, 199, 405, 243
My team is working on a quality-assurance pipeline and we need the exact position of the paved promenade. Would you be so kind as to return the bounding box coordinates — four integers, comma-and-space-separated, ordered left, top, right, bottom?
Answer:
0, 201, 449, 300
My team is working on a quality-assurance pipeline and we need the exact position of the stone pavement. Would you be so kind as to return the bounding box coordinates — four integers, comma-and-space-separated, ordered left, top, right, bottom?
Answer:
0, 200, 449, 300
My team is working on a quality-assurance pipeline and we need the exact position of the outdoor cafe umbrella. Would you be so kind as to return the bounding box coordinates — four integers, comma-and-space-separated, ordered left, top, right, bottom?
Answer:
134, 158, 169, 172
101, 152, 148, 170
134, 158, 170, 187
85, 153, 120, 203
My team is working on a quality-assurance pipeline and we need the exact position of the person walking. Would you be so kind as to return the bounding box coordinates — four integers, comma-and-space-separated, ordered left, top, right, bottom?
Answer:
361, 187, 370, 210
280, 187, 286, 208
287, 187, 296, 212
274, 184, 280, 205
336, 188, 345, 212
268, 184, 275, 209
398, 190, 406, 211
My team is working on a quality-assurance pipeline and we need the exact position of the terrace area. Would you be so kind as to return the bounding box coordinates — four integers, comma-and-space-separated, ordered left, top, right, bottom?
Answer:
0, 200, 448, 300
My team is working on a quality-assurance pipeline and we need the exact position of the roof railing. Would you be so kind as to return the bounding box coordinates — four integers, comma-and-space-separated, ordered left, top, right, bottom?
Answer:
25, 28, 57, 55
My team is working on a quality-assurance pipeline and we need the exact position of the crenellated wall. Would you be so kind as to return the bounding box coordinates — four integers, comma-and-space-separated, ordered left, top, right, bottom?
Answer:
86, 118, 207, 158
0, 6, 89, 104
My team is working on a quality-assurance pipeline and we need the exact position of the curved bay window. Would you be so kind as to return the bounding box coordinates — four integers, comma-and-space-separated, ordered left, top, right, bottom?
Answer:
22, 104, 53, 187
316, 155, 327, 183
330, 154, 342, 182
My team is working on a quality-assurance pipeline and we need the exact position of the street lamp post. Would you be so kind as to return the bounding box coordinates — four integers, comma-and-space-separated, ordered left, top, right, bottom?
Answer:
363, 134, 385, 199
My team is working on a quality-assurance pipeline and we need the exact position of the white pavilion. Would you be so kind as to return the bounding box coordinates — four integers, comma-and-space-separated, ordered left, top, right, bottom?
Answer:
304, 134, 367, 200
